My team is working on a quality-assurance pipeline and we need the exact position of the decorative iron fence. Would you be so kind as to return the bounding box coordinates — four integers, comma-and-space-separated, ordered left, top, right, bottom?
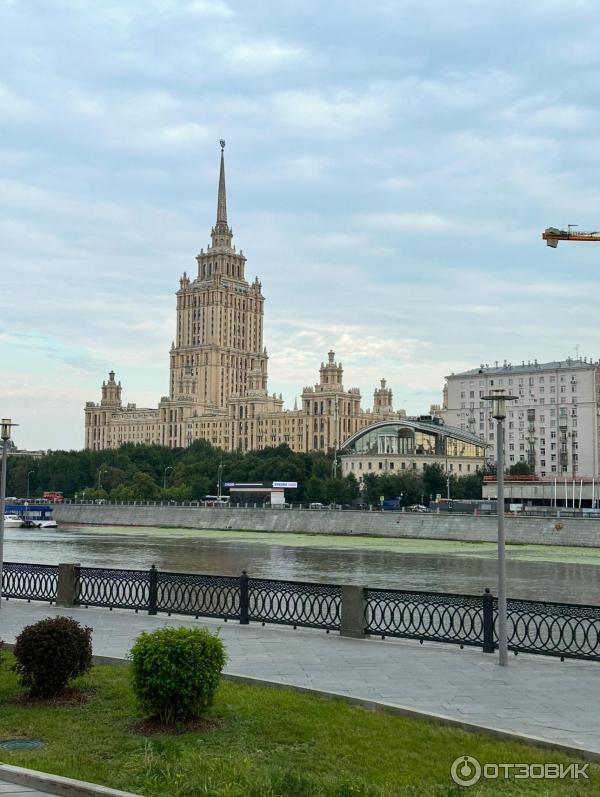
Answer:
248, 577, 341, 630
78, 566, 149, 611
365, 588, 485, 648
157, 570, 241, 620
2, 562, 600, 662
506, 597, 600, 662
2, 562, 57, 603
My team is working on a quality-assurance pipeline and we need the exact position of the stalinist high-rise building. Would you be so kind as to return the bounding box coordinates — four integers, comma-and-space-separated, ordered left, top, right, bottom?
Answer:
85, 143, 406, 452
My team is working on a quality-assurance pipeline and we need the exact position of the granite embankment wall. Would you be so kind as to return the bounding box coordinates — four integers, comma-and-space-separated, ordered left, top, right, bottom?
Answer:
53, 504, 600, 547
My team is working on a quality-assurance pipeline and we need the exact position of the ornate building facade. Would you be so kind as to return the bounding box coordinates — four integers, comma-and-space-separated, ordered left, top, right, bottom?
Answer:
85, 144, 407, 453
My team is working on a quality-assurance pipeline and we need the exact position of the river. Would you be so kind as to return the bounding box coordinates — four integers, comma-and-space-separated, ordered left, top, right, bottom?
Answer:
5, 524, 600, 604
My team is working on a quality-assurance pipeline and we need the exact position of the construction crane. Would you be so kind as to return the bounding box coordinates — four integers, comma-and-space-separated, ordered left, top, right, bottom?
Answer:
543, 225, 600, 247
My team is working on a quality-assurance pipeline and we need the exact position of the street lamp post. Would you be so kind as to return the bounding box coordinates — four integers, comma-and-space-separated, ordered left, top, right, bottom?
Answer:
97, 467, 108, 491
27, 469, 35, 500
163, 466, 173, 490
0, 418, 19, 610
482, 389, 517, 666
217, 463, 223, 501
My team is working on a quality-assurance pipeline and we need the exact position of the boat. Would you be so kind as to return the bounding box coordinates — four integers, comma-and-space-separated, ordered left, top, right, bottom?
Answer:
4, 514, 24, 528
5, 501, 56, 529
20, 518, 58, 529
37, 519, 58, 529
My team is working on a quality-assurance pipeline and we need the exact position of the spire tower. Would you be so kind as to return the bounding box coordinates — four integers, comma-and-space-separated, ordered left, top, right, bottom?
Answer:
210, 139, 233, 249
216, 139, 228, 229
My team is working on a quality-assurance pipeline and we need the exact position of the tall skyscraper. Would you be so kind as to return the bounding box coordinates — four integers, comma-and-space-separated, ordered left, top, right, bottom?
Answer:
85, 144, 405, 452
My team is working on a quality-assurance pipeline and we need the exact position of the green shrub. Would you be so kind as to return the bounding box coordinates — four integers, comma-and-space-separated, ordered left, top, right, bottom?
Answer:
130, 626, 226, 723
13, 616, 92, 697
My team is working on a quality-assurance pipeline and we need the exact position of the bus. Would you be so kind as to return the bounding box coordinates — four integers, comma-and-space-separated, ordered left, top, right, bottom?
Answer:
202, 495, 230, 506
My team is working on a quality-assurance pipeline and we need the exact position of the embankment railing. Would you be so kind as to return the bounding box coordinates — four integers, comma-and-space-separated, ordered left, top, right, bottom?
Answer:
2, 562, 599, 663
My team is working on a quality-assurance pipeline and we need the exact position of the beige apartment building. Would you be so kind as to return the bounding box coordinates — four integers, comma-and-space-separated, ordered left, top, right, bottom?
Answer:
85, 144, 407, 453
445, 358, 600, 477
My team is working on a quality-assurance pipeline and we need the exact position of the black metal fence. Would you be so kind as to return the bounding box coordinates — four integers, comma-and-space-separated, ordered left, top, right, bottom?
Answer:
2, 562, 600, 663
365, 588, 487, 649
2, 563, 57, 603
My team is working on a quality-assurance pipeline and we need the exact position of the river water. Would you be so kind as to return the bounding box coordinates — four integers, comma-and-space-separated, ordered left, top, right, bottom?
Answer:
5, 524, 600, 604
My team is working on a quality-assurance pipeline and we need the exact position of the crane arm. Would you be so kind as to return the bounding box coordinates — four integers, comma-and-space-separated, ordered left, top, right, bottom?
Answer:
543, 227, 600, 247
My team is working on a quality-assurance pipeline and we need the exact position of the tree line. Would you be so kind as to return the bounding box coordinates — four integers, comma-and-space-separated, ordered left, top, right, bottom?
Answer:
0, 441, 523, 506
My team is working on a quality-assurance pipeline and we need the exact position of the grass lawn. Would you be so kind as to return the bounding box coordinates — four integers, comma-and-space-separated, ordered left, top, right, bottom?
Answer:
0, 656, 597, 797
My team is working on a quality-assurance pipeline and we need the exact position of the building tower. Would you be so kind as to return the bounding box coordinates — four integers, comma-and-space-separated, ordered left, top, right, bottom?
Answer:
167, 141, 268, 434
373, 378, 393, 414
84, 371, 123, 450
301, 351, 362, 451
101, 371, 122, 407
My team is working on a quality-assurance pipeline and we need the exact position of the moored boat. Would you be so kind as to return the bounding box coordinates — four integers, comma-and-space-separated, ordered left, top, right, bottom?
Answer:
4, 514, 24, 528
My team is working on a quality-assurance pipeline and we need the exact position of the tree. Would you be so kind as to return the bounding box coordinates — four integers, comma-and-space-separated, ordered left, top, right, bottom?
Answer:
343, 472, 360, 503
361, 473, 380, 504
131, 472, 158, 500
454, 472, 484, 500
158, 485, 193, 502
422, 463, 447, 501
109, 485, 135, 501
305, 475, 325, 503
507, 462, 534, 476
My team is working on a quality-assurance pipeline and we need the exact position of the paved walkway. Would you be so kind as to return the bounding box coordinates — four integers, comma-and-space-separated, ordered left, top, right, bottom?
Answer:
1, 599, 599, 758
0, 781, 54, 795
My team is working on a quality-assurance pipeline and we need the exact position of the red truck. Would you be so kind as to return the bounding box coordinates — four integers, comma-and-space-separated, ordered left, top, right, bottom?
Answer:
43, 491, 64, 503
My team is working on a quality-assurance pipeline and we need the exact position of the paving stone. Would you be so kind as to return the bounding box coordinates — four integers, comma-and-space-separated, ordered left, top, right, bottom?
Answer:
0, 784, 56, 795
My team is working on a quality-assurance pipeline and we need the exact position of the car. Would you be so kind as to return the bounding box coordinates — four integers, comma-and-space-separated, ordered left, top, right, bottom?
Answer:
408, 504, 429, 513
309, 502, 325, 509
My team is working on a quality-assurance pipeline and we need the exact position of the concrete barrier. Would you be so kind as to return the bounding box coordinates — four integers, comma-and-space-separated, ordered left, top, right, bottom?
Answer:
52, 504, 600, 547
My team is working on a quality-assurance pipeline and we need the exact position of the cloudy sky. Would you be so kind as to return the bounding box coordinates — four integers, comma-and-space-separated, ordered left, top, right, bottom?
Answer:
3, 0, 600, 450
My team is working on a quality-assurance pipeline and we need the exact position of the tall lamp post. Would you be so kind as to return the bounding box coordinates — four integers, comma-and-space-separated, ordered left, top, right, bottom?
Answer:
27, 469, 35, 500
217, 462, 223, 501
97, 467, 108, 491
482, 389, 517, 666
163, 466, 173, 490
0, 418, 19, 609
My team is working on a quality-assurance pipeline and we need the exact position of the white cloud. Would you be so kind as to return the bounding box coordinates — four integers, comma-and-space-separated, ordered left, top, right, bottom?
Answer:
0, 82, 37, 121
270, 87, 391, 134
185, 0, 233, 18
226, 40, 305, 71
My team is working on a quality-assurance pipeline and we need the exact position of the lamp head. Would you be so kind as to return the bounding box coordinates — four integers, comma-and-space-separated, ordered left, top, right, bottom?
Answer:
1, 418, 18, 442
481, 389, 518, 420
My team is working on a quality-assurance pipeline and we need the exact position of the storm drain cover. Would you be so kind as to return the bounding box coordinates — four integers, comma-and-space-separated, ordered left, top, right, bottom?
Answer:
0, 739, 45, 750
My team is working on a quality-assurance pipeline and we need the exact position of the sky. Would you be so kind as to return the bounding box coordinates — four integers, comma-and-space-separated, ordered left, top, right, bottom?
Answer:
3, 0, 600, 450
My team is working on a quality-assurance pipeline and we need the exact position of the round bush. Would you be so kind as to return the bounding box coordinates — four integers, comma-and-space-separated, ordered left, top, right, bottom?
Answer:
13, 616, 92, 697
130, 626, 226, 723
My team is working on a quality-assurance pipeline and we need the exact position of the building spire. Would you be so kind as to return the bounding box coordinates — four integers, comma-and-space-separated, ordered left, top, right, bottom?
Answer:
216, 139, 227, 228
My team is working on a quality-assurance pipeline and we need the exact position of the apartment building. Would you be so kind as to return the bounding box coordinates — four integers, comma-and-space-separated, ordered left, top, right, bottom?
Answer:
445, 358, 600, 476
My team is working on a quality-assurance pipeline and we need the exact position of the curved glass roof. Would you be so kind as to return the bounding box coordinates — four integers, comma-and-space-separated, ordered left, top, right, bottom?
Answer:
341, 418, 486, 451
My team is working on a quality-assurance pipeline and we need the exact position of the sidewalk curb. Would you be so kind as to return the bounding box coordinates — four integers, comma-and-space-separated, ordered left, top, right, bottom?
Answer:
0, 763, 141, 797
